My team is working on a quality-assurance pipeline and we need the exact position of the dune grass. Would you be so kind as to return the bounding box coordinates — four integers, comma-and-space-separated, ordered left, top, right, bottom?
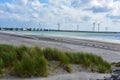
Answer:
0, 58, 3, 74
0, 44, 111, 78
112, 62, 120, 67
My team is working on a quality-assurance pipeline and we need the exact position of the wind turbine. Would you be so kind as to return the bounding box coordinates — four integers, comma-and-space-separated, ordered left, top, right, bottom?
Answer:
39, 23, 41, 30
105, 27, 108, 32
98, 23, 100, 32
39, 23, 41, 28
97, 21, 103, 32
57, 23, 60, 31
93, 22, 96, 32
76, 24, 79, 31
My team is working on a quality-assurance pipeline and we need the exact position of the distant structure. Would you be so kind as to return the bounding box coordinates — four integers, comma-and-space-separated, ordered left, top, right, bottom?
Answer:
93, 22, 95, 31
105, 27, 108, 32
39, 23, 41, 29
58, 23, 60, 31
98, 23, 100, 32
39, 23, 42, 31
76, 25, 79, 31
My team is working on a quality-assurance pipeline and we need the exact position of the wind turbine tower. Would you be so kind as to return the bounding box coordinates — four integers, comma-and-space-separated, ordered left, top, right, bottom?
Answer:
77, 25, 79, 31
98, 23, 100, 32
39, 23, 41, 30
58, 23, 60, 31
93, 22, 95, 32
105, 27, 108, 32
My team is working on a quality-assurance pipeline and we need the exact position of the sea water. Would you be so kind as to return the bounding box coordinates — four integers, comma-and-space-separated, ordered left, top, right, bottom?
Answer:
1, 30, 120, 42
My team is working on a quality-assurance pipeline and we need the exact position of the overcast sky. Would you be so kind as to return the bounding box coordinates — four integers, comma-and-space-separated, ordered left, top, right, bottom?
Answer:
0, 0, 120, 31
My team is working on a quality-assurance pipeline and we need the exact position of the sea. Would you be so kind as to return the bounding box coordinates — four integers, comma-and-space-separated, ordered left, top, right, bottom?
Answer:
1, 30, 120, 43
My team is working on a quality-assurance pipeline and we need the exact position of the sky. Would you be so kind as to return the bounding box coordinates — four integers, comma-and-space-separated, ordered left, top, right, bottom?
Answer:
0, 0, 120, 31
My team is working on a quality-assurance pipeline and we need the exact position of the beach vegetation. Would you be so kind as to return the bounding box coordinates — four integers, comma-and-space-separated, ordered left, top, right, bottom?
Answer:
62, 64, 73, 73
43, 48, 69, 65
0, 58, 3, 74
0, 44, 111, 78
112, 62, 120, 67
14, 52, 35, 77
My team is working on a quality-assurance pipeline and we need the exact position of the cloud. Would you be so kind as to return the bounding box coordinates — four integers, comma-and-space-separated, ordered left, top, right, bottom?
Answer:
71, 0, 90, 8
113, 0, 120, 2
107, 14, 120, 19
80, 0, 90, 4
81, 16, 91, 21
17, 0, 28, 5
0, 0, 120, 31
85, 6, 112, 13
83, 0, 114, 13
112, 20, 120, 23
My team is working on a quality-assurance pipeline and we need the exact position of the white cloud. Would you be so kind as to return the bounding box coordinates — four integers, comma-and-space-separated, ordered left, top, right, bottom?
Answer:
14, 0, 28, 5
0, 0, 120, 31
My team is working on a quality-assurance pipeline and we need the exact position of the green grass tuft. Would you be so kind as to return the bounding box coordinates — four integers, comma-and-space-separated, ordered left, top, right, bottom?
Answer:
14, 52, 35, 77
43, 48, 69, 64
0, 58, 3, 75
112, 62, 120, 67
34, 56, 48, 77
63, 64, 73, 73
0, 44, 112, 77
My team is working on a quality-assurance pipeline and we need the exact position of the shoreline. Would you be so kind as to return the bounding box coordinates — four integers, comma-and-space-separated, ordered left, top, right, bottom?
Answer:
1, 31, 120, 52
1, 31, 120, 44
0, 32, 120, 63
0, 32, 120, 80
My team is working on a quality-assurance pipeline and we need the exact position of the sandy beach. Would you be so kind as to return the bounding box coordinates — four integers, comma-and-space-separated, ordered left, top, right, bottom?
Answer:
0, 32, 120, 80
0, 32, 120, 63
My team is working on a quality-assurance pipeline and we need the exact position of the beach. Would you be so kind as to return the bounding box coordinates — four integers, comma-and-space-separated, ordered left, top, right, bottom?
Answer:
0, 32, 120, 63
0, 32, 120, 80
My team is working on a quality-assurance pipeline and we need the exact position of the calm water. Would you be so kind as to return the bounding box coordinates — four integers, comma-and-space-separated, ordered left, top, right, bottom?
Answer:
1, 30, 120, 41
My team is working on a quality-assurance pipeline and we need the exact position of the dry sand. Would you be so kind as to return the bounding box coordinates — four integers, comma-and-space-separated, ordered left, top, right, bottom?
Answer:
0, 32, 120, 63
0, 32, 120, 80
